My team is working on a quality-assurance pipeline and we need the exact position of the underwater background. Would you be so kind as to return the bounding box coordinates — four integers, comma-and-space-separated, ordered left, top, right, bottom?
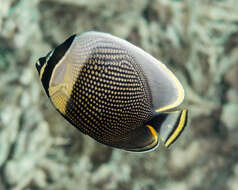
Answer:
0, 0, 238, 189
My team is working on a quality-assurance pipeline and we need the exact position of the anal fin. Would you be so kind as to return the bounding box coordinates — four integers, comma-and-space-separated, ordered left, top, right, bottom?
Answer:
114, 125, 160, 153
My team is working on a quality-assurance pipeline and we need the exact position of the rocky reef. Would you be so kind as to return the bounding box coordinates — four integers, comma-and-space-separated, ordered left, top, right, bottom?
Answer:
0, 0, 238, 189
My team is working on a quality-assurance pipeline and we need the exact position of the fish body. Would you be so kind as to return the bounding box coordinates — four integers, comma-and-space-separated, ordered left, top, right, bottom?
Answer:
36, 31, 188, 152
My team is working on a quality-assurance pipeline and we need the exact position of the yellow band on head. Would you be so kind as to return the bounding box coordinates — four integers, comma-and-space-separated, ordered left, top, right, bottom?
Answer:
165, 109, 187, 148
40, 63, 47, 80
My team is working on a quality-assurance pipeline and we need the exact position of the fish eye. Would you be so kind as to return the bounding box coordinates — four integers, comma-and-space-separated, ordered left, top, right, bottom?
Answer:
35, 49, 54, 74
35, 60, 41, 75
35, 56, 46, 75
39, 57, 46, 65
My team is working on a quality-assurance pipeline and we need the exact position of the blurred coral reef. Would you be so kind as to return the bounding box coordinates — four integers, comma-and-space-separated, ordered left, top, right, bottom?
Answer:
0, 0, 238, 189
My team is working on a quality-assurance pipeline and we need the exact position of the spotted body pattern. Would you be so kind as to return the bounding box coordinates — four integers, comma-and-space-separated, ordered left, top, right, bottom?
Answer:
36, 31, 188, 152
65, 37, 153, 148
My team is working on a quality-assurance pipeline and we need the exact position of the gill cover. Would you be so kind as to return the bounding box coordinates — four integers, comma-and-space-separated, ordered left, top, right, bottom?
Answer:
35, 31, 188, 152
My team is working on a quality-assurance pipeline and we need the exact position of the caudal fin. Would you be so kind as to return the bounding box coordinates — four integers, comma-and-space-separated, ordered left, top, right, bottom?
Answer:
147, 109, 188, 148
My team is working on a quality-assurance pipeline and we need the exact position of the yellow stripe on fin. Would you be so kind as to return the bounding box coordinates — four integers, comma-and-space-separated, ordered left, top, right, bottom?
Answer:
165, 109, 188, 148
40, 63, 47, 80
118, 124, 160, 153
146, 125, 158, 144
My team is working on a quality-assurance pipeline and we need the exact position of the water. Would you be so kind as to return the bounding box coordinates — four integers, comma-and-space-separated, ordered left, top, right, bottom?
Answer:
0, 0, 238, 189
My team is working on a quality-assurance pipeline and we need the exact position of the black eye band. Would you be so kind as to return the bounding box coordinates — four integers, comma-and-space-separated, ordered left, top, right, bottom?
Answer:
35, 57, 46, 74
41, 34, 76, 97
39, 57, 46, 66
